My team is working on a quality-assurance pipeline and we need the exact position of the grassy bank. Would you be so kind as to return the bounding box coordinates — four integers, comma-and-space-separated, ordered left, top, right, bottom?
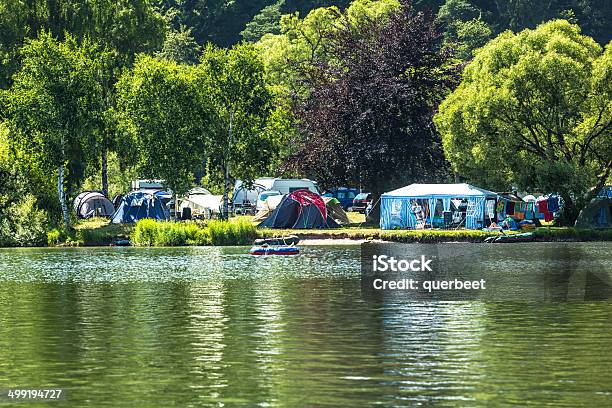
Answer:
49, 217, 611, 247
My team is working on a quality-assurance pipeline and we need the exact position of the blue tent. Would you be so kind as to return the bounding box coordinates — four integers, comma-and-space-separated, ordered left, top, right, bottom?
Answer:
380, 183, 497, 230
110, 191, 169, 224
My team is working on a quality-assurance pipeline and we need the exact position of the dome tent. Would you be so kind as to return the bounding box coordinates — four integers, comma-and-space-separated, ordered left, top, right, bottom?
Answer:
73, 191, 115, 219
575, 198, 611, 229
110, 191, 169, 224
258, 190, 340, 229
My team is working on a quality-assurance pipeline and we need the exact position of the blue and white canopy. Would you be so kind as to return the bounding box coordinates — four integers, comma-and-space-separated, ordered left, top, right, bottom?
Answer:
380, 183, 497, 230
382, 183, 497, 198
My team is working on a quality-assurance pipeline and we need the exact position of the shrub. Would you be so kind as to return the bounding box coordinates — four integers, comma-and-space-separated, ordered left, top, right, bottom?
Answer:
0, 194, 49, 247
130, 219, 256, 247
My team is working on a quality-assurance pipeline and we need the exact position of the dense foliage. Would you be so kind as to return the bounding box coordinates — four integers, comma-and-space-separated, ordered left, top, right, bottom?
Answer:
289, 3, 458, 208
0, 0, 610, 243
435, 20, 611, 224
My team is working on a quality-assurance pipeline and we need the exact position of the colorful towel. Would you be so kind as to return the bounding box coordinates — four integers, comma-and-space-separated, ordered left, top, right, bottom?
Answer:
548, 194, 560, 212
496, 200, 505, 213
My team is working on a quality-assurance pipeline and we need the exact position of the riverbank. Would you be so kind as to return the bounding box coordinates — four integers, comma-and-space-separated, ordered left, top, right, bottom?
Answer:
41, 217, 612, 247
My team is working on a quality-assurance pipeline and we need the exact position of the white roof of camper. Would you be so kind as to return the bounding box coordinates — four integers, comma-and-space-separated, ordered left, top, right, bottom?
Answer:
383, 183, 497, 198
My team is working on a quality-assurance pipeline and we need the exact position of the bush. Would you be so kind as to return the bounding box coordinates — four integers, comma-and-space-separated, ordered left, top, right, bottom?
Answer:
208, 219, 257, 246
130, 219, 256, 247
0, 194, 49, 247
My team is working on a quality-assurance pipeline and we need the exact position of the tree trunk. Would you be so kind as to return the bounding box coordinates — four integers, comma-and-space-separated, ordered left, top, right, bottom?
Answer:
222, 111, 234, 221
558, 192, 579, 227
58, 164, 69, 230
101, 147, 108, 198
222, 168, 230, 221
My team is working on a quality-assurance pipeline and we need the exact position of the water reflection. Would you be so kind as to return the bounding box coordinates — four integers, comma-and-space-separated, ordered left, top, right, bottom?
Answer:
0, 243, 611, 407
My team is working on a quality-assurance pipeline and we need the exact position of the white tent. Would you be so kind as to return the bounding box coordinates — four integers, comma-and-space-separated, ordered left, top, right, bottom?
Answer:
179, 188, 222, 218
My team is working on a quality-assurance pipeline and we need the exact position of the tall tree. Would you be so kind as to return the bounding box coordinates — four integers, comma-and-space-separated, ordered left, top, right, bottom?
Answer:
5, 33, 103, 229
116, 55, 211, 197
197, 44, 279, 219
256, 0, 400, 97
290, 2, 458, 218
435, 20, 611, 224
437, 0, 492, 60
156, 25, 201, 64
241, 0, 285, 42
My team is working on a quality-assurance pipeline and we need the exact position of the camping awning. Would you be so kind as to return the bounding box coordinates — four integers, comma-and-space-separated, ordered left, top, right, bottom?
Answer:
382, 183, 497, 199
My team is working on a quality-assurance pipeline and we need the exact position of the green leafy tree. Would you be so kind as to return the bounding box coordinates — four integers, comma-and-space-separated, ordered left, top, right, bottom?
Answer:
241, 0, 285, 42
437, 0, 492, 60
0, 0, 166, 87
116, 55, 211, 197
256, 0, 400, 95
197, 44, 279, 219
5, 33, 103, 229
435, 20, 612, 224
156, 25, 201, 64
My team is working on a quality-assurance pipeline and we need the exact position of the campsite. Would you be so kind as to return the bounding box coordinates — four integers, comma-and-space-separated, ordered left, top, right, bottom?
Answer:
0, 1, 610, 407
56, 178, 611, 248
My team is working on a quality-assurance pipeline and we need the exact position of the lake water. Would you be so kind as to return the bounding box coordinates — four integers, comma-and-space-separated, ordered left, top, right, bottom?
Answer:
0, 243, 611, 407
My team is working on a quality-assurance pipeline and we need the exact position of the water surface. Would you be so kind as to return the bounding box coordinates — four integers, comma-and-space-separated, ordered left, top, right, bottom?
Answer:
0, 243, 611, 407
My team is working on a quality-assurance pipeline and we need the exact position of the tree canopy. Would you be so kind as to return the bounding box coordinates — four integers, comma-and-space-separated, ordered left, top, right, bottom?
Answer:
116, 55, 211, 196
290, 3, 458, 204
435, 20, 611, 223
5, 33, 104, 228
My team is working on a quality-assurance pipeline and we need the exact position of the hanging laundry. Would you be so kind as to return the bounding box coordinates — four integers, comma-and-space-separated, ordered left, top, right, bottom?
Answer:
496, 200, 505, 213
525, 202, 534, 220
548, 194, 560, 212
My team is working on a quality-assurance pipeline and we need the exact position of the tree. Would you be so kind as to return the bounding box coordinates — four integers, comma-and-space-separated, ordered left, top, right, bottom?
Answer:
5, 33, 103, 229
256, 0, 400, 96
0, 0, 166, 88
156, 25, 201, 64
435, 20, 611, 224
197, 44, 279, 219
437, 0, 492, 60
241, 0, 285, 42
290, 2, 458, 219
116, 55, 211, 197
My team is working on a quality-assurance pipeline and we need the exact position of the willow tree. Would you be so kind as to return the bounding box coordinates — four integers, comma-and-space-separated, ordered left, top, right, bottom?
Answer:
6, 33, 103, 229
435, 20, 612, 224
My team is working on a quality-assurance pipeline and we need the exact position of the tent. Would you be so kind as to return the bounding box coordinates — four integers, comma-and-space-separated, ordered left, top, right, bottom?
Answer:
110, 191, 169, 224
380, 183, 498, 230
575, 198, 611, 229
323, 197, 351, 225
178, 188, 222, 219
253, 194, 284, 222
73, 191, 115, 219
258, 190, 340, 229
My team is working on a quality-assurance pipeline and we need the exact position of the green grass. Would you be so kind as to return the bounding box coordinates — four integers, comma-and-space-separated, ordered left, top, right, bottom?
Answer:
48, 218, 133, 246
47, 216, 611, 247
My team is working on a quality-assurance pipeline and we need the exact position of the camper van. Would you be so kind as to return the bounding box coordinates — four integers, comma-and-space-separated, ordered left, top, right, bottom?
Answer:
233, 178, 319, 214
131, 180, 168, 194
